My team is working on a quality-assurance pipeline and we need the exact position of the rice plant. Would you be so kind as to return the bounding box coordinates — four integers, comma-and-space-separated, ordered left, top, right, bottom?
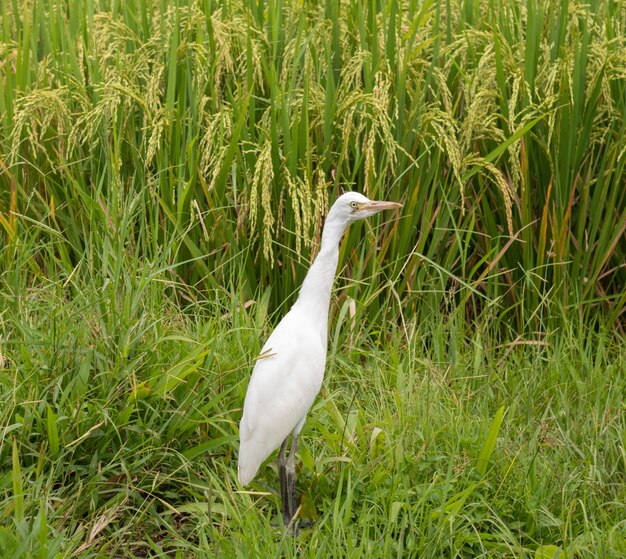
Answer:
2, 0, 624, 330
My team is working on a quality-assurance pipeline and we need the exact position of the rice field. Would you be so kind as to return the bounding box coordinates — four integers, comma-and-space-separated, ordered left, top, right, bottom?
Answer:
1, 0, 625, 557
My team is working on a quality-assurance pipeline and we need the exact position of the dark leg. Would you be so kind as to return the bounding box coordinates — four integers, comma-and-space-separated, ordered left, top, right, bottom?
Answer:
285, 432, 299, 526
278, 437, 293, 527
278, 433, 314, 533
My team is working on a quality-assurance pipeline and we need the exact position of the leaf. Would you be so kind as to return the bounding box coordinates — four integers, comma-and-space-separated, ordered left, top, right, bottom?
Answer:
12, 438, 24, 522
168, 502, 227, 515
430, 483, 479, 520
299, 445, 315, 472
462, 115, 545, 182
476, 406, 505, 476
182, 436, 237, 461
46, 405, 59, 458
389, 501, 404, 525
535, 545, 563, 559
152, 349, 210, 396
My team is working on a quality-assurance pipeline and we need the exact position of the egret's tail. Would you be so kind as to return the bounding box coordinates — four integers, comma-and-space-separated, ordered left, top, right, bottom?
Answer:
237, 446, 259, 486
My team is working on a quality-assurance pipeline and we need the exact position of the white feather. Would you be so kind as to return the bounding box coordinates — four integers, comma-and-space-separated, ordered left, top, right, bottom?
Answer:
237, 192, 402, 487
238, 309, 325, 485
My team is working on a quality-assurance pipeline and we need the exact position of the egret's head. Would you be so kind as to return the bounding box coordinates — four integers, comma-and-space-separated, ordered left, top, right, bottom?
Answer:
332, 192, 403, 222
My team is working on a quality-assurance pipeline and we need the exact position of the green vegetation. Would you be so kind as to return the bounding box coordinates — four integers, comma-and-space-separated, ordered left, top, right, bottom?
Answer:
1, 0, 624, 557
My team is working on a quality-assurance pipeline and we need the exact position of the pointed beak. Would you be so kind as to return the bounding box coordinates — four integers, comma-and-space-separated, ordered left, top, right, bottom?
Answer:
362, 200, 403, 213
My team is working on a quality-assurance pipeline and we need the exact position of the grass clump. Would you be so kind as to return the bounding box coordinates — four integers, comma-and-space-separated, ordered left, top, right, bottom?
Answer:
1, 253, 625, 557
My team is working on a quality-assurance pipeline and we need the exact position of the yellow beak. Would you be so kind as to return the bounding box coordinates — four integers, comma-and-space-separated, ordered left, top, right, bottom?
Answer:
362, 200, 403, 212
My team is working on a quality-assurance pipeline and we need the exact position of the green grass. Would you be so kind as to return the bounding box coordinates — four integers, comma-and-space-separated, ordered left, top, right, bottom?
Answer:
1, 0, 625, 557
0, 263, 624, 557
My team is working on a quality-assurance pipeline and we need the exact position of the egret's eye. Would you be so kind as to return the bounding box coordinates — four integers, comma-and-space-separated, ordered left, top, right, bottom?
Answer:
350, 201, 359, 209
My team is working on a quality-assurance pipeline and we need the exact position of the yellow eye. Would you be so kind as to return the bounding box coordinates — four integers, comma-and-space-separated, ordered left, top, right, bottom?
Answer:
350, 201, 359, 209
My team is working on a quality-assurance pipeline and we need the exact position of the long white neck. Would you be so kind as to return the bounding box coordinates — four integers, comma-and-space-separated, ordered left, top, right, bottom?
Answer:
293, 212, 350, 334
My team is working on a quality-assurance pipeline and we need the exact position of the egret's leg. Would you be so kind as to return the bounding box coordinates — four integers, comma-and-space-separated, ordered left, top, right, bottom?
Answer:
285, 432, 299, 526
278, 437, 293, 527
279, 417, 307, 529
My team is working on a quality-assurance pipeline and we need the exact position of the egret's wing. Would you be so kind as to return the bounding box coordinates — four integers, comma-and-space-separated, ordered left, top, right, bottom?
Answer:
238, 312, 325, 485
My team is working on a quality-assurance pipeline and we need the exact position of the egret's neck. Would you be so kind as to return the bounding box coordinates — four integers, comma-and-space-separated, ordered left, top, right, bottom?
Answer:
294, 215, 349, 331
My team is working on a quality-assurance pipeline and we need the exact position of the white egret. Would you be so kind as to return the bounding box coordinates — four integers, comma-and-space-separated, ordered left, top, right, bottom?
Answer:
238, 191, 402, 527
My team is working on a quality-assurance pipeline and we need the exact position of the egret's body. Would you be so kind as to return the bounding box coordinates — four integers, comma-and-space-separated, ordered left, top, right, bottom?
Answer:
238, 310, 325, 486
238, 192, 401, 526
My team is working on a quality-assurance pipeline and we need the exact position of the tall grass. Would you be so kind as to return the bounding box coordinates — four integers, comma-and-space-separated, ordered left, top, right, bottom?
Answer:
1, 0, 624, 334
1, 0, 625, 557
0, 262, 624, 557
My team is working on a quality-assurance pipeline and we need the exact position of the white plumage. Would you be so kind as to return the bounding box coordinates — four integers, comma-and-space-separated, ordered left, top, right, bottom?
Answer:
238, 191, 402, 526
238, 310, 325, 485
